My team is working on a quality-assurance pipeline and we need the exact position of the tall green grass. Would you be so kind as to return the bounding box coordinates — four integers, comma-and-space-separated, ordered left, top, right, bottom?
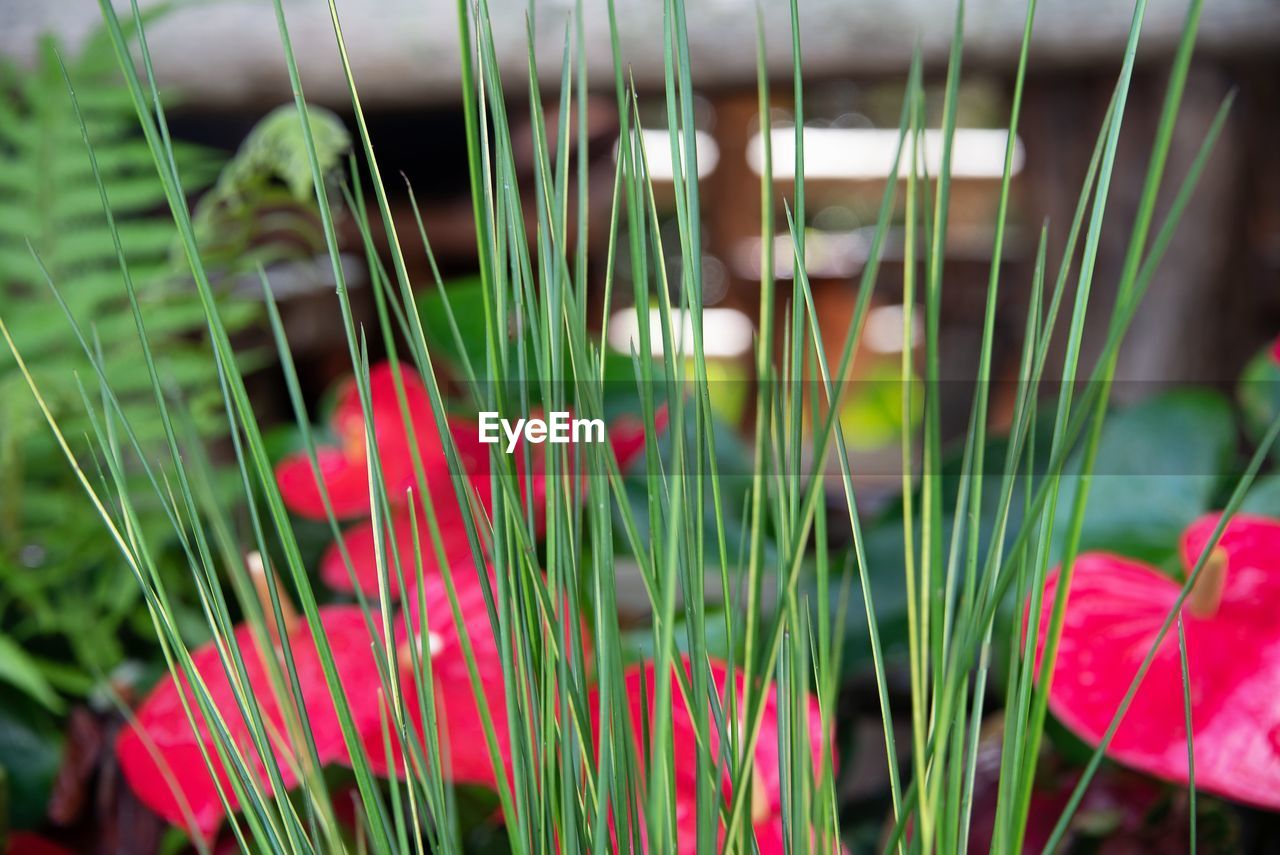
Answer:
1, 0, 1270, 851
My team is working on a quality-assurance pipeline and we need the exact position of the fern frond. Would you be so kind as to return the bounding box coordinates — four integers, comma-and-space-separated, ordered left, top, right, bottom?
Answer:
0, 24, 242, 700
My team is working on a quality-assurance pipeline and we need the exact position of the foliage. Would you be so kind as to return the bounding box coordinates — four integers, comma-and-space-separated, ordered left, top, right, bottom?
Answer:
1243, 475, 1280, 516
1239, 337, 1280, 462
0, 698, 62, 831
4, 0, 1278, 851
0, 18, 356, 719
0, 25, 232, 704
837, 388, 1239, 678
186, 103, 351, 274
0, 18, 345, 716
1049, 387, 1237, 565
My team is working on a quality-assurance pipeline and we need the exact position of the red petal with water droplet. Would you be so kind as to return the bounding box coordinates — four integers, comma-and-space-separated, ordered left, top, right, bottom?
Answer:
1033, 512, 1280, 810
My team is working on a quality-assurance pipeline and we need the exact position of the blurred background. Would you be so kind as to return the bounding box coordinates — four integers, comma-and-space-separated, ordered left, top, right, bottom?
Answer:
5, 0, 1278, 413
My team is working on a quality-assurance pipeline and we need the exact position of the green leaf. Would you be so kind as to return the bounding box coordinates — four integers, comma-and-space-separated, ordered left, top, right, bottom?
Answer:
416, 275, 488, 376
0, 700, 63, 830
1238, 342, 1280, 461
621, 612, 737, 664
185, 103, 350, 272
0, 17, 255, 706
841, 388, 1237, 673
217, 103, 351, 201
1241, 475, 1280, 517
0, 635, 63, 713
1051, 387, 1237, 565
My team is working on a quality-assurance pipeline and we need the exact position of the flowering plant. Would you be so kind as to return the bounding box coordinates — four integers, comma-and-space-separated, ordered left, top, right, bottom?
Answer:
274, 362, 657, 598
5, 0, 1273, 849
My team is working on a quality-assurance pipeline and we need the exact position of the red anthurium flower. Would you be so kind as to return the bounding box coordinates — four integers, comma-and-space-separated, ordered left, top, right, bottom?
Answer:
1271, 335, 1280, 364
276, 362, 665, 599
607, 407, 669, 474
275, 364, 487, 598
316, 501, 475, 600
617, 657, 833, 855
362, 567, 512, 788
275, 363, 494, 598
362, 566, 591, 794
276, 363, 455, 520
116, 599, 386, 836
1032, 511, 1280, 810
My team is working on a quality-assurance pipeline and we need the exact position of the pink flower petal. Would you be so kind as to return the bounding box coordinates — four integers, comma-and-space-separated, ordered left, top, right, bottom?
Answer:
275, 447, 372, 521
361, 568, 511, 788
617, 657, 831, 855
1032, 512, 1280, 810
609, 404, 669, 473
116, 607, 384, 835
320, 503, 479, 598
274, 363, 448, 520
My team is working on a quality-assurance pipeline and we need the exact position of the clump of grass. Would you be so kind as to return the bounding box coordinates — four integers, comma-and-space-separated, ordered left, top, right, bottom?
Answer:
2, 0, 1271, 851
